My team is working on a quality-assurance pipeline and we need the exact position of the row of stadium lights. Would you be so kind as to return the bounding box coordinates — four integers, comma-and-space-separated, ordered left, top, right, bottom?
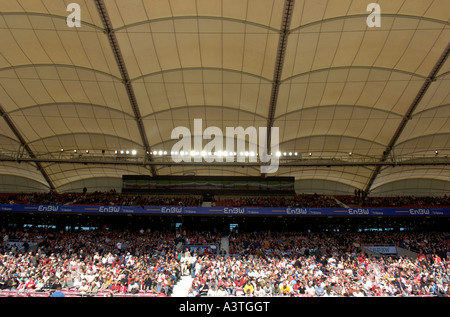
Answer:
60, 149, 302, 157
143, 151, 441, 157
60, 149, 99, 154
60, 149, 137, 155
59, 149, 351, 157
59, 149, 331, 157
59, 149, 442, 157
150, 150, 301, 157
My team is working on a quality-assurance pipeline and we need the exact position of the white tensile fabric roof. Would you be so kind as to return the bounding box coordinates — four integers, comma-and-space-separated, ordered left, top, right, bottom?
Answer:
0, 0, 449, 194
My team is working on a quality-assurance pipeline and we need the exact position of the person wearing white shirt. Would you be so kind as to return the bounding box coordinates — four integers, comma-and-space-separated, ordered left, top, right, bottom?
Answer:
180, 254, 188, 275
217, 286, 228, 297
207, 285, 218, 297
253, 284, 265, 297
305, 281, 315, 296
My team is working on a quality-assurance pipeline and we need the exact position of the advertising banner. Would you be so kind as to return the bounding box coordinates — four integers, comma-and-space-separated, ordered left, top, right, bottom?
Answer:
1, 204, 449, 216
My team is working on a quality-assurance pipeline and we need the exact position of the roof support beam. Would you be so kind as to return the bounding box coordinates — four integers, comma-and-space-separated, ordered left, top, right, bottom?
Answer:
263, 0, 295, 175
94, 0, 157, 176
364, 42, 450, 193
1, 156, 448, 168
0, 106, 55, 190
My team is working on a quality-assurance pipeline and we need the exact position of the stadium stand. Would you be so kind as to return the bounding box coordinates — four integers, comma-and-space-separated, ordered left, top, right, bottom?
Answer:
1, 191, 449, 297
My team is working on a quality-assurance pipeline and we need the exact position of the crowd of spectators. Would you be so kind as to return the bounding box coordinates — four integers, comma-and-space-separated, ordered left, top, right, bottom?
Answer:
0, 191, 203, 207
1, 191, 449, 297
1, 224, 449, 297
338, 194, 450, 208
0, 227, 223, 297
1, 190, 450, 209
184, 230, 449, 297
212, 194, 340, 208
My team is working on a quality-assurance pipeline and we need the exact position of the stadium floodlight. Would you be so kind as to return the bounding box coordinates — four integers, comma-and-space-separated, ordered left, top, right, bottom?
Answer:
132, 150, 137, 155
294, 152, 298, 156
201, 151, 206, 156
126, 150, 130, 155
180, 151, 184, 156
164, 151, 167, 155
283, 152, 287, 156
309, 153, 312, 156
276, 151, 281, 157
158, 150, 163, 155
60, 148, 64, 152
289, 152, 292, 156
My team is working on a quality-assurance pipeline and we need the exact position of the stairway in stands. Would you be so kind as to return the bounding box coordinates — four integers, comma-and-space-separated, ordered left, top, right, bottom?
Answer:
171, 235, 229, 297
171, 275, 194, 297
221, 234, 229, 255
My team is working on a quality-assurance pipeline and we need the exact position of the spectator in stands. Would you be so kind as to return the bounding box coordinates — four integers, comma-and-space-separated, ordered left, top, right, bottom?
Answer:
86, 281, 99, 296
50, 284, 65, 297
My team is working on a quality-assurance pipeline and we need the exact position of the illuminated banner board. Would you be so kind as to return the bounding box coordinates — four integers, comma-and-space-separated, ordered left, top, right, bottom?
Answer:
1, 204, 449, 216
122, 175, 295, 194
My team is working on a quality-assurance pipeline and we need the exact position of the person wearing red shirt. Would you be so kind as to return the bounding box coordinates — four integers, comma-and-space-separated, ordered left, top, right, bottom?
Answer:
417, 250, 426, 260
118, 282, 128, 293
25, 278, 36, 290
432, 254, 441, 265
110, 280, 121, 293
